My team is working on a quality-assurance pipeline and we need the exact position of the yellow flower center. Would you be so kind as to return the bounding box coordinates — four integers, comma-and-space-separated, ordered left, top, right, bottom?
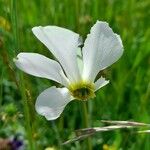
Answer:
68, 81, 95, 100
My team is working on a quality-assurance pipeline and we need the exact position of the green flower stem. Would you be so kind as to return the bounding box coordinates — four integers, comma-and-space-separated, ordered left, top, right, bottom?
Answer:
82, 102, 92, 150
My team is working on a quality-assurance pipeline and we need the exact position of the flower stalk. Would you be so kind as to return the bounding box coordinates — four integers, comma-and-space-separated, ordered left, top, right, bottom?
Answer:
82, 102, 92, 150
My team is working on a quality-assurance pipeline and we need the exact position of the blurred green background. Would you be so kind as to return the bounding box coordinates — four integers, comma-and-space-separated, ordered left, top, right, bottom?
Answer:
0, 0, 150, 149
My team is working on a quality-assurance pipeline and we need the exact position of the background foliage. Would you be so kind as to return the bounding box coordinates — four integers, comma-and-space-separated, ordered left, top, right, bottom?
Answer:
0, 0, 150, 149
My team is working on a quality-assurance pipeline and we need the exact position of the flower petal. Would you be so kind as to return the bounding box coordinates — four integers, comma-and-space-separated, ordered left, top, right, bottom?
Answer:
32, 26, 81, 83
14, 53, 68, 86
35, 86, 72, 120
82, 21, 123, 81
77, 48, 83, 75
94, 77, 109, 91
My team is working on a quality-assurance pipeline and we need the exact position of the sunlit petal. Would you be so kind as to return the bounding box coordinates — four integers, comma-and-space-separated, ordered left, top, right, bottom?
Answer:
35, 86, 72, 120
77, 48, 83, 75
82, 21, 123, 81
94, 77, 109, 91
32, 26, 81, 83
14, 53, 68, 86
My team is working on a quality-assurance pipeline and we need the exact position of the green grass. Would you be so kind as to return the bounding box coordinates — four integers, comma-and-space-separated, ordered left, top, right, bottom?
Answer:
0, 0, 150, 149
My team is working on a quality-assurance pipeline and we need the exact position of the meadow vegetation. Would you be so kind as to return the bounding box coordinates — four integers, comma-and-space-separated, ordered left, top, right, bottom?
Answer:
0, 0, 150, 149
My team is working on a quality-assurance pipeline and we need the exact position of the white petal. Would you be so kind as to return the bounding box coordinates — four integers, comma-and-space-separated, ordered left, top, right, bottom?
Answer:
14, 53, 68, 86
35, 86, 72, 120
82, 21, 123, 81
77, 48, 83, 75
94, 77, 109, 91
32, 26, 81, 83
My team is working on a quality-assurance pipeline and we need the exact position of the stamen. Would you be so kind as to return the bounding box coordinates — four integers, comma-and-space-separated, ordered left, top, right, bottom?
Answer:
68, 81, 95, 100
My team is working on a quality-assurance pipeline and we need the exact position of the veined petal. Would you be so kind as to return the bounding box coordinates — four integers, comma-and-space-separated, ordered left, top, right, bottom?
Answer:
14, 53, 68, 86
32, 26, 81, 83
82, 21, 123, 81
35, 86, 72, 120
77, 48, 83, 75
94, 77, 109, 91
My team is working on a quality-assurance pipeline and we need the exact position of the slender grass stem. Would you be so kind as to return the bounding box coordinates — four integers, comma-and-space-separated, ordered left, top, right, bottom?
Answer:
19, 73, 35, 150
11, 0, 35, 149
11, 0, 19, 56
0, 67, 4, 107
82, 102, 92, 150
51, 121, 63, 150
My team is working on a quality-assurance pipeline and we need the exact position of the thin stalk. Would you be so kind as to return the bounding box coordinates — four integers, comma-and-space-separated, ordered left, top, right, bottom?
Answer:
0, 67, 4, 107
51, 121, 63, 150
20, 73, 35, 150
82, 102, 92, 150
11, 0, 19, 55
11, 0, 35, 149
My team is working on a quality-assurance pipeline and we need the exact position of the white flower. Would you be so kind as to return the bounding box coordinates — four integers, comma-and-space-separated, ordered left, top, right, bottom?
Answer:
14, 21, 123, 120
